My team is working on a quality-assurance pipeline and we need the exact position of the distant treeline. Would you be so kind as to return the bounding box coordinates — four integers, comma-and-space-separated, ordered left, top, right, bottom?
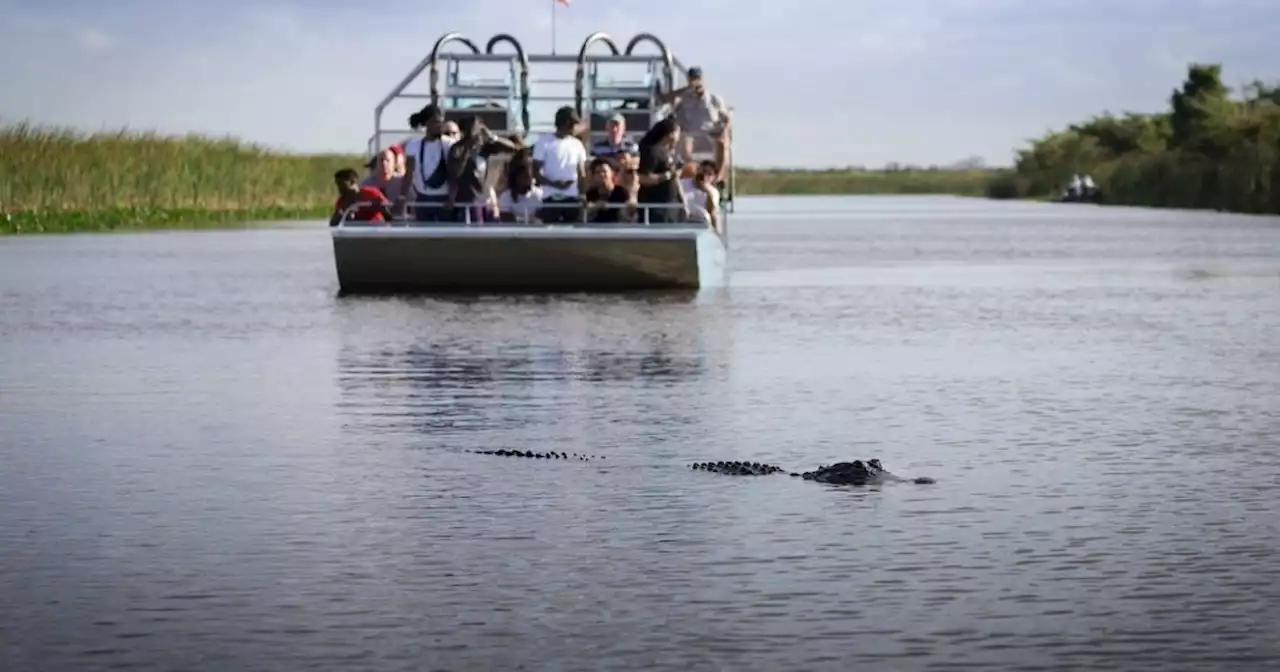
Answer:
986, 63, 1280, 214
0, 121, 993, 234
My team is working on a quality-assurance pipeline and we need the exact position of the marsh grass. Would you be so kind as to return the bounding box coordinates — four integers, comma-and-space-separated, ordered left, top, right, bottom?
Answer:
1, 122, 352, 233
2, 121, 995, 234
735, 168, 992, 196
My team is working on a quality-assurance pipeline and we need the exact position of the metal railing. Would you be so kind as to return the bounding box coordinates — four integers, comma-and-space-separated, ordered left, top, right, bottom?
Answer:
334, 199, 725, 234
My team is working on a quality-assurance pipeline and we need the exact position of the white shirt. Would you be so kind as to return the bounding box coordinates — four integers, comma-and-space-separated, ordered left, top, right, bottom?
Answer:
498, 186, 545, 222
403, 135, 456, 196
532, 134, 587, 199
680, 178, 719, 224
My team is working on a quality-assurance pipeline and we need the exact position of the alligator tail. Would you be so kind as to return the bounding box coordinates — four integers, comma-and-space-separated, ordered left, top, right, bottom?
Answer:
689, 460, 792, 476
467, 449, 603, 461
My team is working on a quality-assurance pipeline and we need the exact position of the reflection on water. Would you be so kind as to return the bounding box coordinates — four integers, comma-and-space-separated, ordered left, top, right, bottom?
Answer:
330, 290, 727, 455
2, 197, 1280, 671
336, 340, 712, 437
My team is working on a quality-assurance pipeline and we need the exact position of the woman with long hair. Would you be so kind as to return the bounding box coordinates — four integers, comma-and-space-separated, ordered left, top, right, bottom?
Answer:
497, 151, 544, 223
634, 116, 687, 224
445, 115, 518, 223
401, 104, 454, 222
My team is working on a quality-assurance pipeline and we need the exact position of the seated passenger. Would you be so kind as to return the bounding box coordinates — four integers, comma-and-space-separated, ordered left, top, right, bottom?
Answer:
330, 168, 390, 227
402, 104, 455, 222
660, 67, 731, 183
362, 148, 408, 217
446, 115, 519, 224
679, 160, 722, 232
634, 116, 687, 224
584, 157, 636, 224
532, 106, 588, 224
498, 157, 544, 224
590, 114, 640, 169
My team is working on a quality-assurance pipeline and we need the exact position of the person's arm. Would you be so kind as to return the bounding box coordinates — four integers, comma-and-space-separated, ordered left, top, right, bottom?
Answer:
635, 149, 674, 186
714, 95, 733, 131
584, 191, 604, 219
623, 186, 638, 222
675, 179, 689, 221
361, 187, 393, 222
481, 132, 518, 155
658, 84, 688, 106
401, 144, 418, 204
703, 184, 719, 230
329, 202, 345, 228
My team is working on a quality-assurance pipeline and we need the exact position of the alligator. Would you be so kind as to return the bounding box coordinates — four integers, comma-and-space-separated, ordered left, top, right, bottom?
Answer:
692, 458, 936, 485
466, 449, 604, 461
466, 451, 934, 486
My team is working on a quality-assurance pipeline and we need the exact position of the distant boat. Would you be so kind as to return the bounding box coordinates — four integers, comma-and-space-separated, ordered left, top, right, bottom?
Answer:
331, 31, 731, 293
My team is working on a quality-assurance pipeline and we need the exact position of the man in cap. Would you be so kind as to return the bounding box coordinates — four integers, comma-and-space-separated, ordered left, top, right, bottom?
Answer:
661, 66, 731, 182
590, 113, 640, 171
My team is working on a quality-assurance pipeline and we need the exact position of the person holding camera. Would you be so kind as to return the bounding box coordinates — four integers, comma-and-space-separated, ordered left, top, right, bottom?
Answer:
634, 116, 688, 224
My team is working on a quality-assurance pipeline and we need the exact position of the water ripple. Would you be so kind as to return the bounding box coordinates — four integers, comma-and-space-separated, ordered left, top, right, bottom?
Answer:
2, 199, 1279, 671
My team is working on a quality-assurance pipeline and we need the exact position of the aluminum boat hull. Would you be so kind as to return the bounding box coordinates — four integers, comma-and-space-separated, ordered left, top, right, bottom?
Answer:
331, 225, 727, 293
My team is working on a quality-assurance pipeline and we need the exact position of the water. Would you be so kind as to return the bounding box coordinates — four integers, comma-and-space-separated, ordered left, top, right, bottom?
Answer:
2, 196, 1279, 671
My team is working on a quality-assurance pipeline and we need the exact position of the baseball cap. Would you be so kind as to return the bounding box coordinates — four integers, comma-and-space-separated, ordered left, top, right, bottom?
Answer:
686, 66, 703, 79
554, 106, 581, 127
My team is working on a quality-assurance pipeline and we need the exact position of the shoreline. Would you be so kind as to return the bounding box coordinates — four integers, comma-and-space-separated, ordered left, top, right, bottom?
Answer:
0, 187, 986, 235
983, 64, 1280, 216
1, 122, 998, 235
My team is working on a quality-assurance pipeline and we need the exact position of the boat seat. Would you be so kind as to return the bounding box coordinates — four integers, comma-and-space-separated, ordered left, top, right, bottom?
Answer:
445, 108, 510, 133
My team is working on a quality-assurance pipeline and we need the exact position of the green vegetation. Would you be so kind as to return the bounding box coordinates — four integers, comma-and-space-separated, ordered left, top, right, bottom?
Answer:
987, 63, 1280, 214
1, 122, 345, 234
1, 121, 996, 234
736, 165, 994, 197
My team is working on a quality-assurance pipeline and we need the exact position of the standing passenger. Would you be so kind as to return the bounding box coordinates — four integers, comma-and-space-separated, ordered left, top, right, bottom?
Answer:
532, 106, 589, 224
661, 67, 732, 183
446, 115, 520, 224
634, 117, 687, 224
401, 104, 455, 222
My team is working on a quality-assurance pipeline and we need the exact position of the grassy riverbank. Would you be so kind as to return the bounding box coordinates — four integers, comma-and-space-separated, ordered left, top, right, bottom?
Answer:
986, 63, 1280, 214
735, 167, 992, 196
1, 122, 995, 233
1, 123, 345, 234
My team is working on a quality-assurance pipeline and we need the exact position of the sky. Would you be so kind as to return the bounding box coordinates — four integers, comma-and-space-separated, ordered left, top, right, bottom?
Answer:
1, 0, 1278, 168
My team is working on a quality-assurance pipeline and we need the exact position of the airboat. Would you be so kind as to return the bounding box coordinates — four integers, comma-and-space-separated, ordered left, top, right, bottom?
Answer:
331, 31, 733, 293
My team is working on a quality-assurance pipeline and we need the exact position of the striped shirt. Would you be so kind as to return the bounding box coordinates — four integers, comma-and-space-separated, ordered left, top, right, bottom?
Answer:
590, 137, 639, 165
